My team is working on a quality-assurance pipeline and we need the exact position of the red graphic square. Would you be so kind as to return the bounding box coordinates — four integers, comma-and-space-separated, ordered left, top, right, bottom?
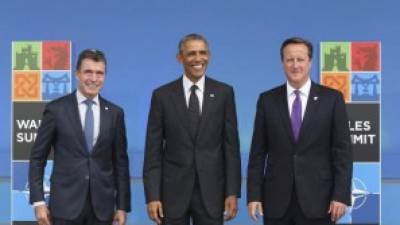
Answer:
351, 42, 380, 71
42, 41, 71, 70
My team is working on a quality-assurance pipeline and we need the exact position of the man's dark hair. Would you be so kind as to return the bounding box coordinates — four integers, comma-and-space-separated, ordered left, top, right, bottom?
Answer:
177, 33, 210, 54
76, 48, 107, 71
280, 37, 313, 61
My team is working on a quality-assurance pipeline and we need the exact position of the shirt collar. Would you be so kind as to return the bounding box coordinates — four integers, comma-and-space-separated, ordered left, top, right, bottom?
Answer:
286, 78, 311, 98
182, 74, 205, 93
76, 89, 100, 105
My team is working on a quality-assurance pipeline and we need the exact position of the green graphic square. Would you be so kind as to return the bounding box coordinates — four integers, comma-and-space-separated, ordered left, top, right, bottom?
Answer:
12, 41, 42, 70
320, 42, 350, 72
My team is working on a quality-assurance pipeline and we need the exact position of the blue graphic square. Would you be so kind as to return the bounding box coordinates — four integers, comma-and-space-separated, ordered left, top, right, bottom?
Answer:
351, 73, 380, 102
352, 194, 380, 223
12, 161, 53, 221
0, 181, 11, 223
13, 162, 29, 190
41, 71, 71, 101
337, 163, 380, 224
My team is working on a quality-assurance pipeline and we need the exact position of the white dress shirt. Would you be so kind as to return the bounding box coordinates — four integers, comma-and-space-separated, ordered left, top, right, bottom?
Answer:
287, 78, 311, 120
182, 74, 205, 114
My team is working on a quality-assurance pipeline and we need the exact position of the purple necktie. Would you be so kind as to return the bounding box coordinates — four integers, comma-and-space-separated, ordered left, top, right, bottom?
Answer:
291, 90, 302, 141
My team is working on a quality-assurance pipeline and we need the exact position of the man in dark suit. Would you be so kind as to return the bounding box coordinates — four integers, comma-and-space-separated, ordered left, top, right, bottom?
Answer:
247, 37, 353, 225
29, 49, 131, 225
143, 33, 241, 225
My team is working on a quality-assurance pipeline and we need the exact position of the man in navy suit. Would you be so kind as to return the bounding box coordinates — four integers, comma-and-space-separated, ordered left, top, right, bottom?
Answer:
247, 37, 353, 225
29, 49, 131, 225
143, 33, 241, 225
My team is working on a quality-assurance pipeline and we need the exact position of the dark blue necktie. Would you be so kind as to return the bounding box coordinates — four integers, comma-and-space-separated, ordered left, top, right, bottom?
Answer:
84, 99, 94, 151
291, 90, 302, 141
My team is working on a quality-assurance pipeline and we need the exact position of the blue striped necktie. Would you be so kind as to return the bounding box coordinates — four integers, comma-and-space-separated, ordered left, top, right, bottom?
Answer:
84, 99, 94, 151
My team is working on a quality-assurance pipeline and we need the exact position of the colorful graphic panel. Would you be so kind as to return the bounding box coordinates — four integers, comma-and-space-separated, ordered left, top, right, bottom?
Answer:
12, 41, 72, 225
320, 41, 381, 224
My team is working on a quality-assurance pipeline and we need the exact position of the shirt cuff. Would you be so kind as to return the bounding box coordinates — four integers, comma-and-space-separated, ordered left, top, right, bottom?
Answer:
33, 201, 46, 207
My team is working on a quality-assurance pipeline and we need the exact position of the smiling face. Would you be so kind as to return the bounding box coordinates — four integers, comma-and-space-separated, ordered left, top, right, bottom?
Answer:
177, 39, 210, 83
76, 58, 105, 99
282, 43, 312, 89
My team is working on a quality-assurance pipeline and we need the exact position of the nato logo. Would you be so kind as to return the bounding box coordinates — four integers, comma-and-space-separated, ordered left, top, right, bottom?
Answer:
338, 163, 380, 224
351, 73, 380, 102
12, 161, 53, 221
42, 71, 71, 101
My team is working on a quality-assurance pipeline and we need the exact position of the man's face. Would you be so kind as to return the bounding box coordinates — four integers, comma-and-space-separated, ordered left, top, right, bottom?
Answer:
76, 58, 105, 99
282, 43, 312, 88
177, 39, 210, 82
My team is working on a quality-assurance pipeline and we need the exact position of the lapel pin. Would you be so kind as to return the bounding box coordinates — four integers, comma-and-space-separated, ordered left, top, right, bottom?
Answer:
210, 93, 215, 98
313, 96, 318, 101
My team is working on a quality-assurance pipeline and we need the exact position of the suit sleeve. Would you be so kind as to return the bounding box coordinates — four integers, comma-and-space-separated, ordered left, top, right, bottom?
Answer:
29, 104, 56, 204
113, 109, 131, 211
331, 92, 353, 205
223, 87, 241, 198
247, 94, 268, 203
143, 90, 164, 203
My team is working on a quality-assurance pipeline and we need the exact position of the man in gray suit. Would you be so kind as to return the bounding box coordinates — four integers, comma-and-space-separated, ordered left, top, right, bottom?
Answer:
143, 33, 241, 225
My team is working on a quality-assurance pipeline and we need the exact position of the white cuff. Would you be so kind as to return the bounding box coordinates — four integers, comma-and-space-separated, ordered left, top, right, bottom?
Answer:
33, 201, 46, 207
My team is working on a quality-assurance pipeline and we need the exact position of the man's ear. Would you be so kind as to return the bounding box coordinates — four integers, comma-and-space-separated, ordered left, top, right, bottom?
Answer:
176, 53, 182, 64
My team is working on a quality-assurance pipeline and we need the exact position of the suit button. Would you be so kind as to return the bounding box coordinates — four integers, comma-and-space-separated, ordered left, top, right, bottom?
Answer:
85, 175, 89, 180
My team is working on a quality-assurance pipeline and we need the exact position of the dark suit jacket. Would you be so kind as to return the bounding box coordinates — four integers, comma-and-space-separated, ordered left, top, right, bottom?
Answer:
143, 76, 241, 218
247, 82, 352, 219
29, 91, 131, 221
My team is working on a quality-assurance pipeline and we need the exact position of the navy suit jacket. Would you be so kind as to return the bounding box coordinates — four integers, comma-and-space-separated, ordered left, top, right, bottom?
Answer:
29, 91, 131, 221
247, 82, 353, 218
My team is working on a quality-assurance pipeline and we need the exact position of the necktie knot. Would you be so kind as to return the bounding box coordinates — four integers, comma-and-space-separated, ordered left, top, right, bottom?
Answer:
84, 99, 95, 108
190, 85, 198, 93
294, 89, 300, 97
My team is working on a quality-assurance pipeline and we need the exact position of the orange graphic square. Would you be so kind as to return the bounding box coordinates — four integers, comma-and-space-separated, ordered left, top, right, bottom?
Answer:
13, 71, 41, 101
321, 73, 350, 102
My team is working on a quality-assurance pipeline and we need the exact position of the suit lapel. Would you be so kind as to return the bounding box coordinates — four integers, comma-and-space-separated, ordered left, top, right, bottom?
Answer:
298, 82, 321, 142
274, 85, 296, 144
196, 77, 216, 142
170, 78, 194, 142
66, 91, 89, 155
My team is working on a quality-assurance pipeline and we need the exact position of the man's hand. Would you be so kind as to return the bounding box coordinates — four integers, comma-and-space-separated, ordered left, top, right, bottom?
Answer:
147, 201, 164, 224
248, 201, 263, 222
328, 200, 347, 222
224, 195, 238, 221
113, 210, 127, 225
35, 205, 51, 225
